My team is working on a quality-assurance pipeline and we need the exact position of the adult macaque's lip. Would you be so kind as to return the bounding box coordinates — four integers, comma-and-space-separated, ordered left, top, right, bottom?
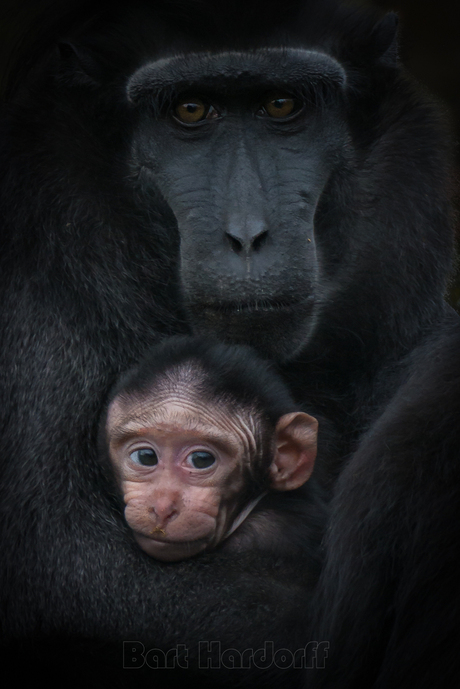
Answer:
192, 295, 314, 315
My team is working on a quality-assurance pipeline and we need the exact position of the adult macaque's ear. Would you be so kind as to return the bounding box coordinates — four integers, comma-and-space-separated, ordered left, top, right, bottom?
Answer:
370, 12, 399, 66
270, 412, 318, 491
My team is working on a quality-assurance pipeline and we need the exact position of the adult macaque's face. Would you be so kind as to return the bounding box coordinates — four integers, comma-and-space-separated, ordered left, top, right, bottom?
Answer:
106, 392, 257, 561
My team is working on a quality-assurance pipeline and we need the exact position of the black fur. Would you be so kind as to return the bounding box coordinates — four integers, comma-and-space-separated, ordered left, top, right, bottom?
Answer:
105, 335, 299, 424
306, 318, 460, 688
0, 0, 458, 687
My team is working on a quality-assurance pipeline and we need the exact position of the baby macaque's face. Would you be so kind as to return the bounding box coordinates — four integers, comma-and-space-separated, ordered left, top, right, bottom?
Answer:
106, 387, 317, 562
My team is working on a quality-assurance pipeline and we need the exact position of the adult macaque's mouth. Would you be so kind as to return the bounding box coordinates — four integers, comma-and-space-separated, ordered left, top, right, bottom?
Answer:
211, 298, 303, 313
194, 295, 314, 315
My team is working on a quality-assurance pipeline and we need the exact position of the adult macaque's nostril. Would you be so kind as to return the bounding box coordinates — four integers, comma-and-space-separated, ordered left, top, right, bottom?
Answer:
226, 232, 244, 254
251, 228, 268, 252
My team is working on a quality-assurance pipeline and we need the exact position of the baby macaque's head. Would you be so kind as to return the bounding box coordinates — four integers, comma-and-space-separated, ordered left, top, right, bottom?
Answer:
102, 336, 317, 561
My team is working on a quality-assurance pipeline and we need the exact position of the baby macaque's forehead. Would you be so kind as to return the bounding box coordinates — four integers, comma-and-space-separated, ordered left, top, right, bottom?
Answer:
107, 368, 202, 426
106, 384, 262, 457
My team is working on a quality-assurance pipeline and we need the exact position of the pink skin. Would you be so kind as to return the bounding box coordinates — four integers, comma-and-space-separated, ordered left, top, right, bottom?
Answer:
107, 394, 256, 561
106, 389, 318, 562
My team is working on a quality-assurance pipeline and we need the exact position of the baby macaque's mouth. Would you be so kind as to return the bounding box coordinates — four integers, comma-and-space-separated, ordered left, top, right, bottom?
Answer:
138, 533, 211, 562
148, 535, 209, 546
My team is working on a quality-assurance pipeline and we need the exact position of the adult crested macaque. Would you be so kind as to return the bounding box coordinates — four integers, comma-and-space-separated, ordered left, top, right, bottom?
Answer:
101, 336, 319, 562
2, 0, 459, 687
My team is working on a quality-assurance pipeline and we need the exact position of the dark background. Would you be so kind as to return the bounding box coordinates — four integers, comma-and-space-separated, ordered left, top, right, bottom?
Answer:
369, 0, 460, 308
1, 0, 459, 306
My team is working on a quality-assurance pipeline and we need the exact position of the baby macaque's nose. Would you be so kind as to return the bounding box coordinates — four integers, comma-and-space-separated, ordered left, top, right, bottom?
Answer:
149, 497, 178, 525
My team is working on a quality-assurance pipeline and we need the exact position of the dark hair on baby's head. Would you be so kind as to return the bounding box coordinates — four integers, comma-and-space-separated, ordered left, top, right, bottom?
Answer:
109, 335, 296, 426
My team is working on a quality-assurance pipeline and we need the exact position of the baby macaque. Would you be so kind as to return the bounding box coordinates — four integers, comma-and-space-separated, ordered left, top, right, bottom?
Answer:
101, 336, 319, 562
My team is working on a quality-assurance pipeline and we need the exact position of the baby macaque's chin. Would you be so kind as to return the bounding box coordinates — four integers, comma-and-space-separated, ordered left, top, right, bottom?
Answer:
133, 532, 211, 562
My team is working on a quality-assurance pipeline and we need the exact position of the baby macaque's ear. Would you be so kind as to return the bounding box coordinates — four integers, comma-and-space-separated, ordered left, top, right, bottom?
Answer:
270, 412, 318, 491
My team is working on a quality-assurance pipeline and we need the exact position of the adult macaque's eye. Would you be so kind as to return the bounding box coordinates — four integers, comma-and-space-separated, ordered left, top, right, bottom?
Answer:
173, 97, 219, 125
130, 448, 158, 466
257, 93, 301, 119
187, 451, 216, 469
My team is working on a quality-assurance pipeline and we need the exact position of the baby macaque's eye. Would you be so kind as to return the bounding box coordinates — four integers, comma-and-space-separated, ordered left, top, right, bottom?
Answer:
187, 451, 216, 469
130, 448, 158, 466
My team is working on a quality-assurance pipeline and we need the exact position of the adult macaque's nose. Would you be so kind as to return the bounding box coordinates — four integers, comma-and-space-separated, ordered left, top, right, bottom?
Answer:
225, 217, 269, 256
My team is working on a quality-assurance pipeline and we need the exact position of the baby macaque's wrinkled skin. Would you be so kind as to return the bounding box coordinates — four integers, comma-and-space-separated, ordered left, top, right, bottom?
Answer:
107, 386, 317, 561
